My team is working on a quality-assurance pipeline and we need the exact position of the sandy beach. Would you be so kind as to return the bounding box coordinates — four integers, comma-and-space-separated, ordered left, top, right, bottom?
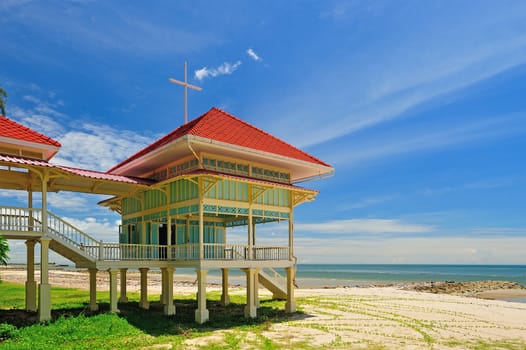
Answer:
2, 266, 526, 348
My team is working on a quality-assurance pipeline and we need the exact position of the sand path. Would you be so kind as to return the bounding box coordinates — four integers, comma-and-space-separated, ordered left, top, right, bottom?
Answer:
2, 267, 526, 349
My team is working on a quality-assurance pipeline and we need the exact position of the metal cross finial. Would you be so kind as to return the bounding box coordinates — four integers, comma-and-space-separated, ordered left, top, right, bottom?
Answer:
168, 61, 202, 124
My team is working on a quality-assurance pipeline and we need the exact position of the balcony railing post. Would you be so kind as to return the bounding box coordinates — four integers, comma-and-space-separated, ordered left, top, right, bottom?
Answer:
98, 240, 104, 261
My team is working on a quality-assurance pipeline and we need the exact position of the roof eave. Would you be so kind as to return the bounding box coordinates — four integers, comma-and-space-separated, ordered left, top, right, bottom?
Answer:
108, 135, 190, 175
188, 135, 334, 177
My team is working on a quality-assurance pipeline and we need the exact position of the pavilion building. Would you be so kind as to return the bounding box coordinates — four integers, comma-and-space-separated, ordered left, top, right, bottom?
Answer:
0, 107, 333, 323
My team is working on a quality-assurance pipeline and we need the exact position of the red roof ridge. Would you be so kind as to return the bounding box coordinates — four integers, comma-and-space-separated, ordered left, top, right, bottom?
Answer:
0, 115, 62, 148
107, 107, 332, 174
204, 107, 331, 167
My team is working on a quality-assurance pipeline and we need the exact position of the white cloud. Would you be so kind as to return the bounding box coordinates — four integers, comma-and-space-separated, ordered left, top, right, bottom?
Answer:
60, 216, 121, 242
469, 227, 526, 236
9, 105, 65, 139
341, 194, 398, 210
246, 48, 262, 62
194, 61, 242, 81
296, 218, 433, 235
294, 236, 526, 264
47, 192, 108, 213
51, 123, 153, 171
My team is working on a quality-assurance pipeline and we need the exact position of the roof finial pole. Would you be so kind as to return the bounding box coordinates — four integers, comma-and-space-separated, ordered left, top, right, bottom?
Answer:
168, 61, 203, 124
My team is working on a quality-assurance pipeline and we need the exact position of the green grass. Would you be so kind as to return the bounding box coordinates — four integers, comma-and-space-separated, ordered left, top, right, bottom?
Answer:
0, 282, 297, 349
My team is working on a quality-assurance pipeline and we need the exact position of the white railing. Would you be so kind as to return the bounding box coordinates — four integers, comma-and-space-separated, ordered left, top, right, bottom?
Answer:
101, 243, 169, 261
171, 243, 200, 260
0, 206, 43, 232
46, 211, 100, 256
263, 267, 287, 285
1, 206, 290, 262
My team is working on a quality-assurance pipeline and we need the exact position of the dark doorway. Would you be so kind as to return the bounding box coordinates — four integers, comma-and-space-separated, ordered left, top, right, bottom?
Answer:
159, 224, 167, 259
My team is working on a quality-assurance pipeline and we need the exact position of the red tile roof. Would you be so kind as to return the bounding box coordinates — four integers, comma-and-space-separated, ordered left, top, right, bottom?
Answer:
108, 107, 331, 173
0, 153, 153, 185
0, 115, 61, 147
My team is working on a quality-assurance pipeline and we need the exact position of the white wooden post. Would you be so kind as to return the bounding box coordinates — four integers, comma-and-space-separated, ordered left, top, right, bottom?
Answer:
38, 237, 52, 321
244, 268, 257, 318
285, 266, 296, 313
220, 268, 230, 306
163, 267, 175, 315
195, 269, 209, 323
25, 240, 37, 311
119, 268, 128, 303
108, 269, 119, 313
89, 268, 99, 311
139, 268, 150, 309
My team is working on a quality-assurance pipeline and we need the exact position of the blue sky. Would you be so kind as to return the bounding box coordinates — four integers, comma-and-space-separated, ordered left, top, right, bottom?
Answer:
1, 0, 526, 264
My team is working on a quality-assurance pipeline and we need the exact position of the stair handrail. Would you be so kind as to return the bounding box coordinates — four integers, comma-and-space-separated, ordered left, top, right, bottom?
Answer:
41, 211, 100, 260
262, 267, 287, 286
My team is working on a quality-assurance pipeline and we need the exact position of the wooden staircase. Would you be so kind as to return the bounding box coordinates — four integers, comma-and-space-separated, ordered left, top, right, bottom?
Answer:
259, 267, 287, 300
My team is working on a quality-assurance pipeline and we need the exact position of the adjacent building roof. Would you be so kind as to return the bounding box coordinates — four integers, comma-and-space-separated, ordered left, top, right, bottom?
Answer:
0, 153, 153, 186
108, 107, 332, 174
0, 115, 61, 147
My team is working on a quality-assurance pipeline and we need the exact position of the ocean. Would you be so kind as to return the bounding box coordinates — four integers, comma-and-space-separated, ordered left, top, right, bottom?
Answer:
294, 264, 526, 288
175, 264, 526, 288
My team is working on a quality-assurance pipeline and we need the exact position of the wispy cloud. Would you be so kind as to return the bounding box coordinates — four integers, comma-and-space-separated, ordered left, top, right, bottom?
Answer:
296, 218, 434, 235
9, 91, 154, 171
294, 236, 526, 264
61, 216, 120, 242
469, 227, 526, 237
194, 61, 242, 81
327, 113, 526, 167
47, 192, 108, 213
52, 123, 153, 171
246, 48, 262, 62
340, 194, 399, 210
0, 1, 219, 56
264, 7, 526, 148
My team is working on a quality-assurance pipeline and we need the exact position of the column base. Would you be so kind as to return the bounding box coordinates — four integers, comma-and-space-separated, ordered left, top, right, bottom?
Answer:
139, 300, 150, 310
25, 280, 37, 312
244, 305, 257, 318
285, 300, 296, 313
89, 303, 99, 312
163, 304, 176, 316
38, 283, 52, 322
118, 296, 129, 303
220, 293, 230, 307
195, 308, 209, 324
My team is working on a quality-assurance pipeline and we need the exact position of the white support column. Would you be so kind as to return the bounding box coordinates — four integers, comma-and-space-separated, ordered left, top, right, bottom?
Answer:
88, 268, 99, 311
254, 269, 260, 308
41, 173, 48, 234
253, 222, 256, 247
38, 237, 52, 322
25, 240, 37, 312
195, 269, 209, 324
108, 269, 119, 313
198, 201, 204, 260
285, 266, 296, 313
119, 268, 128, 303
139, 268, 150, 310
163, 267, 175, 315
288, 208, 294, 260
38, 171, 51, 322
28, 189, 34, 231
160, 267, 167, 305
244, 268, 257, 318
248, 210, 253, 260
220, 268, 230, 306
